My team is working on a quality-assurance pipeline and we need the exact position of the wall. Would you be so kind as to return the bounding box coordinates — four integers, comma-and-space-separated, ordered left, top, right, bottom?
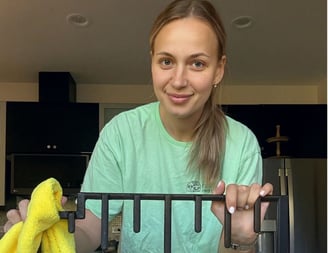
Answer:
0, 81, 326, 104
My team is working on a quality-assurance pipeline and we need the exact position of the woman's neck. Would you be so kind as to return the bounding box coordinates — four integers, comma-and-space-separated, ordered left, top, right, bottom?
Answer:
159, 106, 201, 142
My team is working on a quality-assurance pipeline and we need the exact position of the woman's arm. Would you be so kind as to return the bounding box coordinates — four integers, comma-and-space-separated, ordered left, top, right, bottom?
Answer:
74, 209, 102, 253
218, 233, 255, 253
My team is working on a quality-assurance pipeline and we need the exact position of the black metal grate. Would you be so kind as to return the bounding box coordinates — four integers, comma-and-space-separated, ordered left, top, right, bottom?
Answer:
59, 193, 289, 253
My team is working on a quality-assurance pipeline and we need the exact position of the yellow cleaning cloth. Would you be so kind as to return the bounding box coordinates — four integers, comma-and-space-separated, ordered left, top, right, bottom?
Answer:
0, 178, 75, 253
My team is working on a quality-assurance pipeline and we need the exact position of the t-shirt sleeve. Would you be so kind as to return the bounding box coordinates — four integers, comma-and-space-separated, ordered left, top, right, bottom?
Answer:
81, 119, 124, 220
235, 130, 263, 185
221, 118, 263, 186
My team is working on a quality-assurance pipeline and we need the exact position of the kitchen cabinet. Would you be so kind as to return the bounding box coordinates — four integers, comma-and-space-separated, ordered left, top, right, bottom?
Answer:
5, 101, 99, 198
6, 102, 99, 155
222, 104, 326, 158
0, 102, 5, 205
10, 153, 90, 195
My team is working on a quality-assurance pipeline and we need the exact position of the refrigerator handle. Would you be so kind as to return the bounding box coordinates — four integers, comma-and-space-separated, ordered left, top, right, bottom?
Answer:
286, 167, 295, 253
279, 168, 287, 195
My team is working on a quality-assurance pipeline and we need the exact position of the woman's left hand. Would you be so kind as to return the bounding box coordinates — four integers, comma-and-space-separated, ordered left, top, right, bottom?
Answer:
211, 181, 273, 245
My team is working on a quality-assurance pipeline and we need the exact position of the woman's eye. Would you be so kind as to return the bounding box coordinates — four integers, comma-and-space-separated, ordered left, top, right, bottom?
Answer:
159, 58, 173, 69
192, 60, 206, 69
160, 59, 172, 66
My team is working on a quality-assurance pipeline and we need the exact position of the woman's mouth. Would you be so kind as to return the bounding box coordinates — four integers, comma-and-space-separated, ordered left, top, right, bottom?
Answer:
167, 93, 193, 104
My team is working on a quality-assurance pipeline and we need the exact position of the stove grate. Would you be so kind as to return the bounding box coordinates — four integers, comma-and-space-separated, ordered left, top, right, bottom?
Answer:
59, 193, 289, 253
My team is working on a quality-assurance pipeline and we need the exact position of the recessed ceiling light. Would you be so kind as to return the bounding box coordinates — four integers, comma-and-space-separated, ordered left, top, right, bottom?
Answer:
66, 13, 89, 27
231, 16, 254, 29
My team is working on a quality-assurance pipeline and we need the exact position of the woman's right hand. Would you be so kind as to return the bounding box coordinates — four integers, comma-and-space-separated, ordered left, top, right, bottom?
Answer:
4, 197, 68, 233
3, 199, 29, 233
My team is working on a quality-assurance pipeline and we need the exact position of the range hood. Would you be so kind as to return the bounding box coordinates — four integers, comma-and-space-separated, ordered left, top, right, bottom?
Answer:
38, 71, 76, 103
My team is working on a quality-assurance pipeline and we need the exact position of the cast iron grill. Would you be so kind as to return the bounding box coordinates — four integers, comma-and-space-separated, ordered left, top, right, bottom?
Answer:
59, 193, 289, 253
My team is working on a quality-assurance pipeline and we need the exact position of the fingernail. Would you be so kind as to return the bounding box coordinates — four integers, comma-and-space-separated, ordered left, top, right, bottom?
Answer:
260, 190, 265, 196
217, 180, 222, 188
229, 206, 235, 214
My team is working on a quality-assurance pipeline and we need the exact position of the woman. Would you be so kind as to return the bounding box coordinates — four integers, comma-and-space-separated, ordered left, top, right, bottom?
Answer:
5, 0, 272, 252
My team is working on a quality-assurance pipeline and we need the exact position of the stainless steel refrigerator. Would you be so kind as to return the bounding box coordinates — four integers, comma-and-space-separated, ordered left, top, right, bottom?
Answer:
262, 158, 327, 253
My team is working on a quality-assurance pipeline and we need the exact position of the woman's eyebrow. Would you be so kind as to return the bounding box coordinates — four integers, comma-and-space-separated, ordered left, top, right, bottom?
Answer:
155, 51, 173, 57
155, 52, 210, 58
190, 52, 210, 58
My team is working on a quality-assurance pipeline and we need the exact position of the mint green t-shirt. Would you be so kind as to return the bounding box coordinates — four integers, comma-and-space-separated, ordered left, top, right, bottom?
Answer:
81, 102, 262, 253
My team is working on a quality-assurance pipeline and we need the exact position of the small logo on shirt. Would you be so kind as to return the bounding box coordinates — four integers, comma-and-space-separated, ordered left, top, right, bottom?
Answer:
186, 181, 201, 192
186, 181, 211, 193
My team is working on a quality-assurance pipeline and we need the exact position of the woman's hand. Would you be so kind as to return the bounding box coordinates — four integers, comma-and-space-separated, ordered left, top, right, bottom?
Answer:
4, 199, 29, 233
211, 181, 273, 246
3, 197, 68, 233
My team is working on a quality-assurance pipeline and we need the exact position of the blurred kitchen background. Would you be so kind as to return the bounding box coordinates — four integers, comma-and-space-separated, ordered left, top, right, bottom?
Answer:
0, 1, 326, 253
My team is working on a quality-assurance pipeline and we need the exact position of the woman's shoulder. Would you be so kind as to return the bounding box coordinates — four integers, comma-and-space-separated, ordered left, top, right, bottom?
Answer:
103, 102, 158, 130
115, 102, 157, 122
225, 115, 258, 144
226, 115, 250, 132
224, 116, 261, 167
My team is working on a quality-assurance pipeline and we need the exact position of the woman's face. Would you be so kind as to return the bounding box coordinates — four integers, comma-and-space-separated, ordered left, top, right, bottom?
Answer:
151, 17, 225, 121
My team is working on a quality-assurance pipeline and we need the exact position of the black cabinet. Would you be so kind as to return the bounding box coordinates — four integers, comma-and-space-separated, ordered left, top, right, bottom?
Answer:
10, 153, 90, 195
222, 104, 326, 158
6, 102, 99, 154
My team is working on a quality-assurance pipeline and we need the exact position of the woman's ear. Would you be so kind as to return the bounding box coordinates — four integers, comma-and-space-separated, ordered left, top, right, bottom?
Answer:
214, 55, 226, 85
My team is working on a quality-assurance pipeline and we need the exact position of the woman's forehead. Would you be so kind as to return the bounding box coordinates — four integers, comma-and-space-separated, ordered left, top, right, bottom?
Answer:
153, 17, 219, 56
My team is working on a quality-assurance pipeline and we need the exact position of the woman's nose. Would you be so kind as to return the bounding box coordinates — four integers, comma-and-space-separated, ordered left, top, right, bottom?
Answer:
171, 66, 188, 88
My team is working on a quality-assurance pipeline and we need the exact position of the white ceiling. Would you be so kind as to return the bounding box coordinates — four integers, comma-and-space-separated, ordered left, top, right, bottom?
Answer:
0, 0, 326, 86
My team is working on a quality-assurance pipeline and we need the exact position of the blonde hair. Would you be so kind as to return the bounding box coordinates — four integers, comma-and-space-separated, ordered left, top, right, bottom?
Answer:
150, 0, 227, 188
